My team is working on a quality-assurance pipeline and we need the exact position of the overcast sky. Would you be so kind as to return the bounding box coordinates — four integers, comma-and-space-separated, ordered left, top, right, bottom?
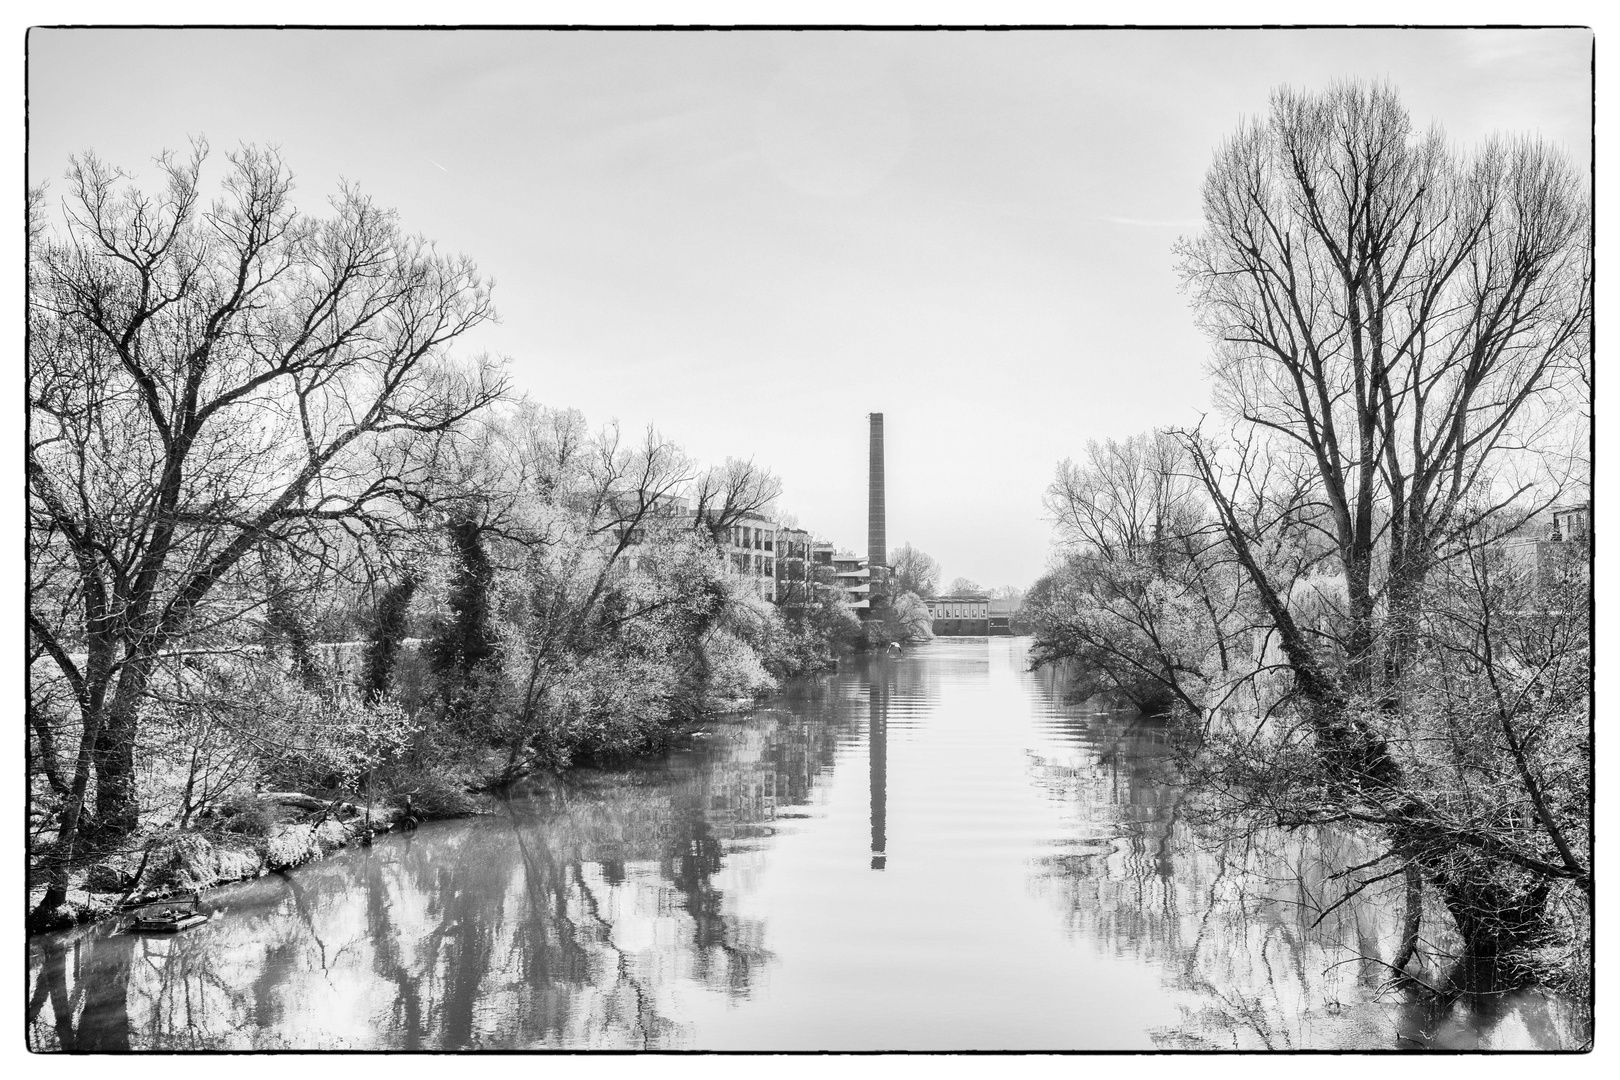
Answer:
27, 28, 1592, 589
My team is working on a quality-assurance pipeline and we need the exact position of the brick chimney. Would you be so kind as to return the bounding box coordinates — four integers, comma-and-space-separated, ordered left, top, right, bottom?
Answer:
868, 412, 886, 609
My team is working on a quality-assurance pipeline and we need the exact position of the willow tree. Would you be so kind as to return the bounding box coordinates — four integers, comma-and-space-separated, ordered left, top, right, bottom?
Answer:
28, 142, 502, 912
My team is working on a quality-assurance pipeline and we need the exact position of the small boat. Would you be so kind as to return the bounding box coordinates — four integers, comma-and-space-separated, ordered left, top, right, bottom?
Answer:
128, 893, 207, 933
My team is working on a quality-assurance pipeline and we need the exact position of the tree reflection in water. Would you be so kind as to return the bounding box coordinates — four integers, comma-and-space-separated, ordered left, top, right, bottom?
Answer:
1021, 664, 1589, 1050
26, 693, 855, 1051
29, 650, 1585, 1052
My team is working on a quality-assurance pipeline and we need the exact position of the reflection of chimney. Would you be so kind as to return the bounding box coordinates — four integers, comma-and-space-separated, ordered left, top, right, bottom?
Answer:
868, 412, 886, 609
869, 672, 887, 870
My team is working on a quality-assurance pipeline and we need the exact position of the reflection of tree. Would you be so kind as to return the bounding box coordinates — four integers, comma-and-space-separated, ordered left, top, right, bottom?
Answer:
1021, 663, 1586, 1050
29, 936, 99, 1051
27, 932, 121, 1049
27, 697, 854, 1050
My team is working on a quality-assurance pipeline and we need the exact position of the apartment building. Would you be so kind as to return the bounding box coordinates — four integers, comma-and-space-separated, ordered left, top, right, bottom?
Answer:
724, 514, 781, 601
774, 526, 818, 606
1498, 500, 1591, 590
610, 493, 852, 611
831, 553, 874, 610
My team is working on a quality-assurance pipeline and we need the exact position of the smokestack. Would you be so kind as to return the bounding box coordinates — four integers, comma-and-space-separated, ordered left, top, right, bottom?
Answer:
868, 412, 886, 609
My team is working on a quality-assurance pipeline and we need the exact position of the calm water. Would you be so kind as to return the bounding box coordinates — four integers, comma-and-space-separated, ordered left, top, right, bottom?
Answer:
28, 638, 1586, 1051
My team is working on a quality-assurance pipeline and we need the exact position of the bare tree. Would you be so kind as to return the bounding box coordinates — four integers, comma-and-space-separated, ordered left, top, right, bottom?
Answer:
1177, 81, 1589, 689
1031, 429, 1245, 716
689, 457, 782, 543
28, 142, 503, 916
1045, 432, 1206, 566
1170, 82, 1591, 984
888, 542, 941, 598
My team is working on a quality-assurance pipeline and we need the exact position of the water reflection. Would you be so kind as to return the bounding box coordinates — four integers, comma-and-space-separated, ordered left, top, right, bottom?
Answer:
27, 641, 1587, 1051
1017, 660, 1588, 1050
27, 701, 855, 1051
869, 666, 888, 871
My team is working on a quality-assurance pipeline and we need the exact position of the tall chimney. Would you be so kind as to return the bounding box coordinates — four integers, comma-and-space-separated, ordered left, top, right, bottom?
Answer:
868, 412, 886, 609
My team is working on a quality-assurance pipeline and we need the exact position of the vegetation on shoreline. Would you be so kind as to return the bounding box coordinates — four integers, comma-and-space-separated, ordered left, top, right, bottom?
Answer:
1029, 83, 1591, 998
26, 144, 865, 932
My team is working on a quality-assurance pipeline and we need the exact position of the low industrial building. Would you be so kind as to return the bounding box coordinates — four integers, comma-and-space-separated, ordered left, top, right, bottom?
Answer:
987, 598, 1020, 635
925, 595, 990, 635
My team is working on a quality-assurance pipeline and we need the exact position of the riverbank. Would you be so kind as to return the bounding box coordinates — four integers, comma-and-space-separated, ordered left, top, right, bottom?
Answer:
30, 639, 902, 938
27, 708, 761, 937
26, 793, 487, 934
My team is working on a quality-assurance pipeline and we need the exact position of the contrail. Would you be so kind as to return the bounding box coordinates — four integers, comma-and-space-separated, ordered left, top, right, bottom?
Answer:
428, 158, 449, 172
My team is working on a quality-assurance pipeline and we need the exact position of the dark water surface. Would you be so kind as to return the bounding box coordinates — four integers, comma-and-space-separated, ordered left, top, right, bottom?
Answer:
27, 638, 1585, 1051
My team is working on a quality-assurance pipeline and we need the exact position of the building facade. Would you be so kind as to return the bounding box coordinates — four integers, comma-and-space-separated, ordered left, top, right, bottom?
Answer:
832, 553, 874, 610
773, 526, 817, 606
1499, 500, 1592, 591
987, 597, 1020, 635
724, 514, 781, 601
609, 493, 858, 612
925, 595, 990, 635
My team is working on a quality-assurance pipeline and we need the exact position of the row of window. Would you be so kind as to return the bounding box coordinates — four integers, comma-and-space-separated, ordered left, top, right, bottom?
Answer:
727, 526, 823, 552
733, 553, 774, 576
730, 525, 774, 551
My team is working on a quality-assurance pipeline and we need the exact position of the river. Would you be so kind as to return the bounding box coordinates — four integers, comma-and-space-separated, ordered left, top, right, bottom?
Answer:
26, 637, 1586, 1051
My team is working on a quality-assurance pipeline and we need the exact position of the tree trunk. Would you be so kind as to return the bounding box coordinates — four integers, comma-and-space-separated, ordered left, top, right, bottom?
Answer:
27, 702, 69, 797
365, 576, 417, 698
1343, 545, 1378, 693
33, 661, 114, 922
1392, 862, 1424, 975
1433, 872, 1552, 992
91, 660, 152, 839
1382, 540, 1429, 690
